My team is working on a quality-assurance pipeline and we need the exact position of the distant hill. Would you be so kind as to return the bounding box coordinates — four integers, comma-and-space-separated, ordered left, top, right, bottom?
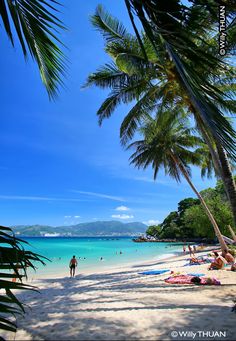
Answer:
11, 221, 147, 237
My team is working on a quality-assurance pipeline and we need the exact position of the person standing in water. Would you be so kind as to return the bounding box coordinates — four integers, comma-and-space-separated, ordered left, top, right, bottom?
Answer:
69, 255, 78, 277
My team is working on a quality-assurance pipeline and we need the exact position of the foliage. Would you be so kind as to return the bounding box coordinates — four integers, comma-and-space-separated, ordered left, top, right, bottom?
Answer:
183, 197, 233, 239
146, 181, 235, 240
124, 0, 236, 158
0, 0, 66, 98
146, 225, 162, 238
0, 226, 47, 334
228, 245, 236, 256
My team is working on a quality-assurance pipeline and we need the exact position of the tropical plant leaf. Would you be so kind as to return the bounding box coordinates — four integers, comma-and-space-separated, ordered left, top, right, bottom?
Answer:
91, 4, 129, 42
0, 0, 66, 98
124, 0, 236, 159
0, 225, 48, 336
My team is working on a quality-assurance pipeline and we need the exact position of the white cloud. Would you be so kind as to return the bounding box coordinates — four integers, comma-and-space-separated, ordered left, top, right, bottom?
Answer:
142, 219, 160, 226
115, 205, 130, 211
133, 176, 154, 183
0, 195, 87, 202
64, 215, 72, 218
111, 214, 134, 220
74, 215, 80, 218
73, 190, 125, 202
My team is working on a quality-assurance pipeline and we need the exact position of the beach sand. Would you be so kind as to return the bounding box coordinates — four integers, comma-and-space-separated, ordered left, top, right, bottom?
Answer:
2, 249, 236, 340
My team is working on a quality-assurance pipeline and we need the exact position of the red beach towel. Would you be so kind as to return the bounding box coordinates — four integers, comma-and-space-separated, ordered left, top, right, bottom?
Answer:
165, 275, 221, 285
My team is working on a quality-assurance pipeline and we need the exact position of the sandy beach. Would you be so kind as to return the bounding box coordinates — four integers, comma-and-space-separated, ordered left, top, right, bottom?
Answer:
3, 249, 236, 341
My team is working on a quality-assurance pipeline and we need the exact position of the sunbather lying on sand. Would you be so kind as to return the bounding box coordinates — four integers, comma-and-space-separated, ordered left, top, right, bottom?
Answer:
190, 257, 203, 264
165, 274, 221, 285
189, 256, 212, 265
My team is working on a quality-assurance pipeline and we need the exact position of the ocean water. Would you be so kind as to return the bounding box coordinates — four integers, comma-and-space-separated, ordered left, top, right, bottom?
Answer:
22, 237, 183, 277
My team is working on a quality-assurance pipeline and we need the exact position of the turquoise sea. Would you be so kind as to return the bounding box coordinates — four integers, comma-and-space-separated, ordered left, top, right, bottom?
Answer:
22, 237, 183, 277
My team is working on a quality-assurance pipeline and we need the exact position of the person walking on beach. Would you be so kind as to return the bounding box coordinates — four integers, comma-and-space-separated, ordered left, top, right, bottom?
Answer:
188, 244, 194, 257
183, 245, 186, 254
69, 255, 78, 277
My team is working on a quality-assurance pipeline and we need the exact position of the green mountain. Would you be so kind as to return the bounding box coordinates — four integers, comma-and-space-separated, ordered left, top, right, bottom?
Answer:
11, 221, 147, 237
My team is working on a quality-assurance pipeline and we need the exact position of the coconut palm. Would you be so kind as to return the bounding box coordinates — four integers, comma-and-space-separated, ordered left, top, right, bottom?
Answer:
127, 112, 228, 250
0, 0, 66, 98
86, 5, 236, 225
123, 0, 236, 157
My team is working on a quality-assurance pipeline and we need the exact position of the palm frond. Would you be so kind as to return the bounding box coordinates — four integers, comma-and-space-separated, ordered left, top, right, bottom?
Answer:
91, 5, 129, 43
120, 84, 168, 146
124, 0, 236, 159
0, 225, 48, 334
84, 63, 131, 89
0, 0, 66, 99
165, 43, 236, 158
97, 79, 149, 125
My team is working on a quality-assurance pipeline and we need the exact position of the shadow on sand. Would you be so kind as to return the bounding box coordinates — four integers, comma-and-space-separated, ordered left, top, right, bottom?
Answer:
8, 268, 235, 341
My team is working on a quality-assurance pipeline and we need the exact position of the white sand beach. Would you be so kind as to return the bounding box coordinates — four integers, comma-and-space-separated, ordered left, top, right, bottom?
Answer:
3, 249, 236, 341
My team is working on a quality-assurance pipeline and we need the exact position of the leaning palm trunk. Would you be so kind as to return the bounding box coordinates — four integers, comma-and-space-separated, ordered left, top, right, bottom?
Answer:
195, 115, 222, 177
196, 113, 236, 226
228, 225, 236, 243
171, 154, 228, 252
215, 142, 236, 226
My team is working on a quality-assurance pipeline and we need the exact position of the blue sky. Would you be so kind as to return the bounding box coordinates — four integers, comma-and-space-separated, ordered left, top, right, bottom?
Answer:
0, 0, 217, 227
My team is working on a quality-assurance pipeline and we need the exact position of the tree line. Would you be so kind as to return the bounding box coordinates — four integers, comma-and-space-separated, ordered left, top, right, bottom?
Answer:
146, 179, 235, 241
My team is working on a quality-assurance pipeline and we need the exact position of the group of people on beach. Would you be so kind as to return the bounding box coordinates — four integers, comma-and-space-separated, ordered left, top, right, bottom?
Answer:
182, 243, 236, 271
208, 249, 235, 271
189, 249, 235, 271
69, 251, 124, 277
183, 244, 197, 256
68, 245, 235, 277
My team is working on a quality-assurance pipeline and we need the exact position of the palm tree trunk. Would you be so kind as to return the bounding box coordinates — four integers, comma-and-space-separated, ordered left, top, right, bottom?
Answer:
196, 113, 236, 226
215, 142, 236, 226
228, 225, 236, 243
171, 154, 228, 251
195, 115, 222, 177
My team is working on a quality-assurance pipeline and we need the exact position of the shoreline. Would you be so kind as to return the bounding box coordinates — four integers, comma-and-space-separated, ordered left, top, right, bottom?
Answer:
3, 245, 235, 340
30, 251, 180, 280
31, 245, 216, 281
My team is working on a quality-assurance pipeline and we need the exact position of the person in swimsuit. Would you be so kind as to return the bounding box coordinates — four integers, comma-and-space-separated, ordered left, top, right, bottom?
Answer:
208, 252, 225, 270
69, 255, 78, 277
188, 244, 195, 257
222, 249, 235, 264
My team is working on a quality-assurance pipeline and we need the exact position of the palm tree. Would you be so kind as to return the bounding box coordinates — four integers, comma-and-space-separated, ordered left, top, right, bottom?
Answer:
0, 0, 66, 98
124, 0, 236, 158
86, 5, 236, 226
127, 112, 228, 250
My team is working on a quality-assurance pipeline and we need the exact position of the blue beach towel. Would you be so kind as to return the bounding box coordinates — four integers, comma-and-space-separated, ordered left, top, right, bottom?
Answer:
139, 269, 170, 275
187, 273, 205, 277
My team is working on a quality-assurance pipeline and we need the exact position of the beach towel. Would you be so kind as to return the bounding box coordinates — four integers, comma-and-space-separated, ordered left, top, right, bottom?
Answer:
187, 273, 205, 277
139, 269, 170, 275
165, 275, 221, 285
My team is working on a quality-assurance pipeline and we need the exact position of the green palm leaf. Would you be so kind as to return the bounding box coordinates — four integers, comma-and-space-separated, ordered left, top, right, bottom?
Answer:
0, 225, 48, 335
0, 0, 66, 99
91, 5, 129, 43
124, 0, 236, 159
